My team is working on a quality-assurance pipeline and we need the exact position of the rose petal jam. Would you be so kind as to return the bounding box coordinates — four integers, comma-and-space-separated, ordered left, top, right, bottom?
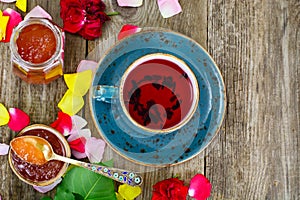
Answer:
10, 18, 64, 84
10, 128, 66, 182
16, 24, 56, 64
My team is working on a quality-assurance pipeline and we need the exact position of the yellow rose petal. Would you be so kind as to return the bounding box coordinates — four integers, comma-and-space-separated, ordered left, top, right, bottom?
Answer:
118, 184, 141, 200
58, 89, 84, 116
16, 0, 27, 12
0, 11, 10, 40
64, 70, 93, 96
0, 103, 10, 126
115, 192, 124, 200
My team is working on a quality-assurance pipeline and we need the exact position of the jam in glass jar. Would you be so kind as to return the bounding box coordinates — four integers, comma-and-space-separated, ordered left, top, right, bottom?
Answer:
10, 18, 65, 84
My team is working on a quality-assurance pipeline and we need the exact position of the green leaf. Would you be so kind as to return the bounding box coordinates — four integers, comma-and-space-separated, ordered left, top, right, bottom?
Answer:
54, 161, 116, 200
41, 197, 52, 200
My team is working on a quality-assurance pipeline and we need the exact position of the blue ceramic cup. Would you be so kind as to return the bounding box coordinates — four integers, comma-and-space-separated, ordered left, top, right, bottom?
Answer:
92, 53, 199, 135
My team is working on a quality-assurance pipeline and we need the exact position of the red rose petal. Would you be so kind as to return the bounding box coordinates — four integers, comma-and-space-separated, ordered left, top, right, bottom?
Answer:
69, 137, 86, 153
152, 178, 188, 200
62, 7, 85, 33
1, 8, 22, 43
50, 111, 72, 135
118, 24, 141, 40
188, 174, 211, 200
8, 108, 30, 131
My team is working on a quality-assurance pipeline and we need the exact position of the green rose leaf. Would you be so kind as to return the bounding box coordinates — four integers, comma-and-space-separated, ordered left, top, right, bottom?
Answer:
54, 161, 116, 200
40, 197, 52, 200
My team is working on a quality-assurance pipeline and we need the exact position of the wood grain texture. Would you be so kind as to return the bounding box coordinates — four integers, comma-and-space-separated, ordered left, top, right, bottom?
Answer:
0, 0, 299, 199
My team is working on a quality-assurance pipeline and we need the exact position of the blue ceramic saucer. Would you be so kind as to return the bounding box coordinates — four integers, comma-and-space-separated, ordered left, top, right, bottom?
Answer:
89, 29, 226, 166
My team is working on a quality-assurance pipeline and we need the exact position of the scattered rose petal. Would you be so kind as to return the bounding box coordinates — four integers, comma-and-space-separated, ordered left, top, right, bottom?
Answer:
15, 0, 27, 12
188, 174, 211, 200
50, 111, 72, 136
0, 11, 10, 41
71, 149, 86, 159
157, 0, 182, 18
118, 24, 141, 40
58, 89, 84, 116
117, 0, 143, 7
85, 137, 105, 163
0, 143, 9, 155
0, 0, 16, 2
68, 128, 91, 142
0, 103, 10, 126
118, 184, 141, 200
33, 178, 62, 193
116, 192, 123, 200
69, 137, 86, 153
64, 70, 93, 96
24, 5, 52, 20
76, 60, 98, 76
1, 8, 22, 43
71, 115, 88, 131
8, 108, 30, 131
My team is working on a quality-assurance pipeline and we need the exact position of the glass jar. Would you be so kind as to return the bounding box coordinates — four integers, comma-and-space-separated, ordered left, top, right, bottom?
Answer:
10, 18, 65, 84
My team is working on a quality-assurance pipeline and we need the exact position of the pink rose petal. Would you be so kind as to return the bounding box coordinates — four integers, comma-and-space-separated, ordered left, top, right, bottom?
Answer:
0, 143, 9, 155
71, 115, 88, 131
157, 0, 182, 18
50, 111, 72, 136
118, 24, 141, 40
8, 108, 30, 131
117, 0, 143, 7
76, 60, 98, 76
0, 0, 16, 2
85, 137, 105, 163
71, 149, 86, 159
68, 128, 91, 142
33, 178, 62, 193
24, 5, 52, 20
69, 137, 86, 153
1, 8, 22, 43
188, 174, 211, 200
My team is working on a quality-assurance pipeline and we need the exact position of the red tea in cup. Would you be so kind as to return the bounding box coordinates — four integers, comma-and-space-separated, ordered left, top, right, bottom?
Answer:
120, 53, 199, 132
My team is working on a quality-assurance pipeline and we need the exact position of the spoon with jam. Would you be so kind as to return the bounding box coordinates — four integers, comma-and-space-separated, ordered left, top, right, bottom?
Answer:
10, 135, 142, 186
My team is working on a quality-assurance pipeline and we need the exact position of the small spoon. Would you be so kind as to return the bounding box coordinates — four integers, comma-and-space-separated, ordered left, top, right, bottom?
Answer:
10, 135, 142, 186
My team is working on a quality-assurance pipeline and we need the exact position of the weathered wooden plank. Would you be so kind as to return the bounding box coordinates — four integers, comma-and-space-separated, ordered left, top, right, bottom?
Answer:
206, 0, 300, 199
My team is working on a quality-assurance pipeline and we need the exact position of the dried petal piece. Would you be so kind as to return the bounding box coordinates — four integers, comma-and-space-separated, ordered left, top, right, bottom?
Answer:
1, 8, 22, 43
69, 137, 86, 153
16, 0, 27, 12
117, 0, 143, 7
118, 24, 141, 40
188, 174, 211, 200
0, 0, 16, 2
25, 5, 52, 20
85, 137, 105, 163
8, 108, 30, 131
0, 11, 9, 40
68, 129, 91, 142
64, 70, 93, 96
77, 60, 98, 76
33, 178, 62, 193
118, 184, 141, 200
50, 111, 72, 136
71, 115, 88, 131
0, 103, 10, 126
0, 143, 9, 155
58, 89, 84, 116
157, 0, 182, 18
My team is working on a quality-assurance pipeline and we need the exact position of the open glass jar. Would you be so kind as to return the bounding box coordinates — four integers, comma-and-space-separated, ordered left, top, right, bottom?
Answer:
10, 18, 65, 84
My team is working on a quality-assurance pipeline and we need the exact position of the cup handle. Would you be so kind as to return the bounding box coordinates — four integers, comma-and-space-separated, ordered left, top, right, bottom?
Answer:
92, 85, 118, 103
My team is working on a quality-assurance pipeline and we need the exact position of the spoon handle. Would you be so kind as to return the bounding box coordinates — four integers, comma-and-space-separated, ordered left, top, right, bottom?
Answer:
53, 154, 142, 186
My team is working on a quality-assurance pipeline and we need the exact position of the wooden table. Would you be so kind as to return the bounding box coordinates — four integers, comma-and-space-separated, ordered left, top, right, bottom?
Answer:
0, 0, 299, 199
